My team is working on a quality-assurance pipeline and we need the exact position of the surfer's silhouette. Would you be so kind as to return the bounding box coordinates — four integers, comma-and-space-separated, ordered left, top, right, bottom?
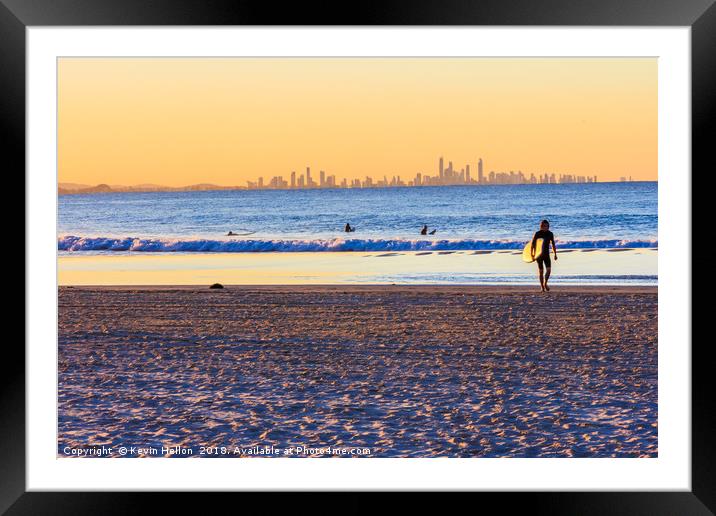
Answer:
345, 223, 355, 233
227, 231, 236, 236
420, 225, 428, 235
530, 219, 558, 292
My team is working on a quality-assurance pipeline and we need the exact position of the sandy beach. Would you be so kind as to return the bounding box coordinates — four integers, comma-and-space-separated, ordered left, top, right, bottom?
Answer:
58, 285, 657, 458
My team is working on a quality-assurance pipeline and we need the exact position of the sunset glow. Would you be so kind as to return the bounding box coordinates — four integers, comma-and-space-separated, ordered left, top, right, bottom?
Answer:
58, 57, 657, 186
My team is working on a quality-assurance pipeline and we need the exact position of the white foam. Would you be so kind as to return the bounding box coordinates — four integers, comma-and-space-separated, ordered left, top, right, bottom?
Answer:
58, 235, 658, 253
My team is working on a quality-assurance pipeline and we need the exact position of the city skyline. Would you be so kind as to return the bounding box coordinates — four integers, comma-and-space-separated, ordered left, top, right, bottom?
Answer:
247, 156, 601, 190
59, 58, 657, 186
59, 152, 637, 195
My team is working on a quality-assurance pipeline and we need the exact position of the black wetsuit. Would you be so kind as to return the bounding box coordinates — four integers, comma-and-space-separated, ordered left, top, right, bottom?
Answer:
532, 230, 555, 268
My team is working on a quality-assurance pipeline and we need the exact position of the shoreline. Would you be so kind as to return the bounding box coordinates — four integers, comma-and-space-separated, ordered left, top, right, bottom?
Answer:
58, 249, 658, 287
60, 284, 657, 294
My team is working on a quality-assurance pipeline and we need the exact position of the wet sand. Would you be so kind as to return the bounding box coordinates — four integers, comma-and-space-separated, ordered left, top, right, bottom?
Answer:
57, 249, 657, 286
58, 285, 657, 457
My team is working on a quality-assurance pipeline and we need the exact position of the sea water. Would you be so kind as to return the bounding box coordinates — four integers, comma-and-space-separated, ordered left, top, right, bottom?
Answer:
57, 182, 657, 285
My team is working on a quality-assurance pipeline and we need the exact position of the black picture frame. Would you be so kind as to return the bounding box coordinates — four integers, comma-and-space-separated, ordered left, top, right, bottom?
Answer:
5, 0, 711, 513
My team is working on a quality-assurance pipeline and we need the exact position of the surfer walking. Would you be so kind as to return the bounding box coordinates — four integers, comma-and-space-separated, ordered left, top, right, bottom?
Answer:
531, 219, 558, 292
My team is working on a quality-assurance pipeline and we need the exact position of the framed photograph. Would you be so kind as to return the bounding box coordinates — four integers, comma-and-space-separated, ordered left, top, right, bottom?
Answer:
9, 0, 711, 512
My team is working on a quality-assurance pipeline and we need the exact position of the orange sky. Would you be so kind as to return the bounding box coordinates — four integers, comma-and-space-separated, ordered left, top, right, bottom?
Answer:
58, 58, 657, 186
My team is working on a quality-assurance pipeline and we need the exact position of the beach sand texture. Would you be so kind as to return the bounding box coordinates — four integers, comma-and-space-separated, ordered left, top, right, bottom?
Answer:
58, 286, 657, 457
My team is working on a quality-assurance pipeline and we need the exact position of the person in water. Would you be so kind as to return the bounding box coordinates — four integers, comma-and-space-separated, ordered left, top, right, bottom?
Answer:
345, 223, 355, 232
227, 231, 236, 236
531, 219, 558, 292
421, 224, 428, 235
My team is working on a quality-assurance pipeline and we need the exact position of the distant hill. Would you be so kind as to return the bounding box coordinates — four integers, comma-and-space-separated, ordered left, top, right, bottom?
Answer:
58, 182, 246, 195
132, 183, 166, 189
58, 182, 92, 191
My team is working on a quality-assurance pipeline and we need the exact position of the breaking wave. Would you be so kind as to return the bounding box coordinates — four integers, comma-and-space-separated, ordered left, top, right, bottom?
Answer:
58, 235, 658, 253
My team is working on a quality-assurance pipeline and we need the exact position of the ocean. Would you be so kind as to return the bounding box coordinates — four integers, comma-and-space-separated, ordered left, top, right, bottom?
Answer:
59, 182, 656, 250
57, 182, 657, 285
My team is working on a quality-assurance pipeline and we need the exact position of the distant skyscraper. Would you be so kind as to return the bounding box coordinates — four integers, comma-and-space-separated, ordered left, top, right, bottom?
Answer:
243, 155, 584, 191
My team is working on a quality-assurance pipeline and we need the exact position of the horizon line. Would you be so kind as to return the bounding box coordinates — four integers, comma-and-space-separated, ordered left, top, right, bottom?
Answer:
58, 179, 654, 195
